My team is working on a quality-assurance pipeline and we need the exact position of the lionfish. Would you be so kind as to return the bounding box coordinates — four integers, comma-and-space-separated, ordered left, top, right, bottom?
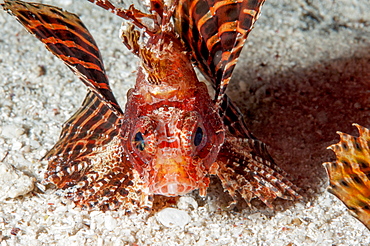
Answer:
324, 124, 370, 230
3, 0, 301, 213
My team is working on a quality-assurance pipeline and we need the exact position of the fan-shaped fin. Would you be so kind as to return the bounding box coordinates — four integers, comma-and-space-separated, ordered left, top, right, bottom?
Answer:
324, 124, 370, 230
174, 0, 266, 104
213, 136, 302, 208
43, 92, 153, 212
2, 0, 122, 115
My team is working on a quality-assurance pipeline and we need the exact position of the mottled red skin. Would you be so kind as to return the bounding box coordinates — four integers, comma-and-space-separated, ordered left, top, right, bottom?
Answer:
120, 33, 225, 196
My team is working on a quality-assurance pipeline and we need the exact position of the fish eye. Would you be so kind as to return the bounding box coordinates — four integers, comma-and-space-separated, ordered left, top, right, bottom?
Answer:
133, 132, 145, 151
194, 127, 203, 146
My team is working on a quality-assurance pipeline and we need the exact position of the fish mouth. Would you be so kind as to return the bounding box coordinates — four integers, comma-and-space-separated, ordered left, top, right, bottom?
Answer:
150, 181, 196, 196
148, 155, 202, 196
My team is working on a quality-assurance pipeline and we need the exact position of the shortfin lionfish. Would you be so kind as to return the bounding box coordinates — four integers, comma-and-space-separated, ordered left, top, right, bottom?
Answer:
3, 0, 301, 213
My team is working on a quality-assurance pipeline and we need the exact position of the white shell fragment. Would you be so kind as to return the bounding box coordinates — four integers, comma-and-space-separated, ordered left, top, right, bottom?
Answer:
155, 208, 191, 228
177, 196, 198, 210
0, 162, 35, 201
0, 124, 25, 139
104, 214, 118, 231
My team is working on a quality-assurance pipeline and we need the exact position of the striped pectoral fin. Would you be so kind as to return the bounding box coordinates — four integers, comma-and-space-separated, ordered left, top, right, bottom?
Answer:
43, 92, 152, 211
174, 0, 266, 103
42, 91, 119, 189
48, 136, 153, 212
323, 124, 370, 230
214, 137, 302, 208
2, 0, 121, 114
44, 91, 121, 165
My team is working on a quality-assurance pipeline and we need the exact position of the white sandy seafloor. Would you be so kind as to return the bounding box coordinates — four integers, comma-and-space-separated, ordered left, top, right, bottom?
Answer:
0, 0, 369, 245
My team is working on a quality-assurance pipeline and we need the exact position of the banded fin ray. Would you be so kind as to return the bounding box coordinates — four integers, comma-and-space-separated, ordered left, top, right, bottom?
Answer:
174, 0, 266, 105
214, 137, 302, 208
43, 91, 153, 212
2, 0, 122, 115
